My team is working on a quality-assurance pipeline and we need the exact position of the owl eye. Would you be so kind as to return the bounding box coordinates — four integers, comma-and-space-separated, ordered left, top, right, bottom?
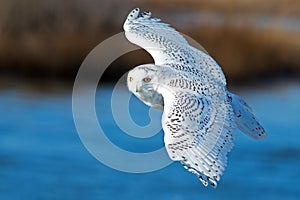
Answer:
143, 77, 151, 83
129, 77, 133, 82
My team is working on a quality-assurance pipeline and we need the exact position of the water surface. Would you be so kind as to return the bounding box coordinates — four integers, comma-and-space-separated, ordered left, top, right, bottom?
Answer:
0, 82, 300, 199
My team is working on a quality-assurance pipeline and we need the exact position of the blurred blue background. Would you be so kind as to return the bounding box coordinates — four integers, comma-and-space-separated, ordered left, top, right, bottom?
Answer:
1, 0, 300, 199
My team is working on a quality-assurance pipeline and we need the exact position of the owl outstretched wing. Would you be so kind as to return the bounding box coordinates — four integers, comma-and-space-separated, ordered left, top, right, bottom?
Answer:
123, 8, 226, 85
159, 87, 235, 187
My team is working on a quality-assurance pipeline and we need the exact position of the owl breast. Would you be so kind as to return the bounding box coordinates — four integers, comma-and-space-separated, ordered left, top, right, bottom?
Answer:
135, 87, 164, 110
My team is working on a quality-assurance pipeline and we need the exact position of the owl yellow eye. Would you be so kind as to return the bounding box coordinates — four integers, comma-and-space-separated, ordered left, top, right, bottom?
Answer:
143, 77, 151, 83
129, 77, 133, 82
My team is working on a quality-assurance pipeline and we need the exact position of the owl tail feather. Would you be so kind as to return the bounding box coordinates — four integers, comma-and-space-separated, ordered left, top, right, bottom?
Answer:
228, 92, 267, 140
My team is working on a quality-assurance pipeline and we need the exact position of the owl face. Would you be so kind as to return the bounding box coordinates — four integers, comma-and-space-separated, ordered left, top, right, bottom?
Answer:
127, 64, 164, 109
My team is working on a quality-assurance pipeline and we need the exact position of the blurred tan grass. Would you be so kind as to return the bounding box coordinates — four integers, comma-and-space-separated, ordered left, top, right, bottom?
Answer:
0, 0, 299, 82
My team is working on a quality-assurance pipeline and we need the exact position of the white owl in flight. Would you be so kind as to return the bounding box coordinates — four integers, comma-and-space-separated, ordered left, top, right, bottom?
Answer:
124, 8, 266, 188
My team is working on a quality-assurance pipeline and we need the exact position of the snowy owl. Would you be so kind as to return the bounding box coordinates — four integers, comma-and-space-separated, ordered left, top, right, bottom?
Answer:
124, 8, 266, 188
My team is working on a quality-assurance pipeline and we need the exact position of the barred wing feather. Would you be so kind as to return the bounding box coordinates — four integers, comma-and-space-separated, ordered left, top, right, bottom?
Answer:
123, 8, 226, 85
160, 89, 235, 187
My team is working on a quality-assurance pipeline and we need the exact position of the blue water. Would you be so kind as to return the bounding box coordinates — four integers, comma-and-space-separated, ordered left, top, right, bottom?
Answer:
1, 82, 300, 200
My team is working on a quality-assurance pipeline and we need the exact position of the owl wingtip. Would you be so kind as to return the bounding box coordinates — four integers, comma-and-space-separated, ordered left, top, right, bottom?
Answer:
208, 177, 218, 188
124, 8, 140, 31
127, 8, 140, 20
198, 175, 218, 188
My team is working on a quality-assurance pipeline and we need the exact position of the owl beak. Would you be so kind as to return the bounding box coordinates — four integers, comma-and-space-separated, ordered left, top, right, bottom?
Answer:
135, 84, 140, 93
135, 81, 143, 93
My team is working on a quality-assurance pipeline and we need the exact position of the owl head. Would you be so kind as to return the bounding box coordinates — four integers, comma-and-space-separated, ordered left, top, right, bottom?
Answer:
127, 64, 167, 109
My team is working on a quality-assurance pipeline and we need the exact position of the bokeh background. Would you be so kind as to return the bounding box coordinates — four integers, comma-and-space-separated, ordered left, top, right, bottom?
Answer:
1, 0, 300, 199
